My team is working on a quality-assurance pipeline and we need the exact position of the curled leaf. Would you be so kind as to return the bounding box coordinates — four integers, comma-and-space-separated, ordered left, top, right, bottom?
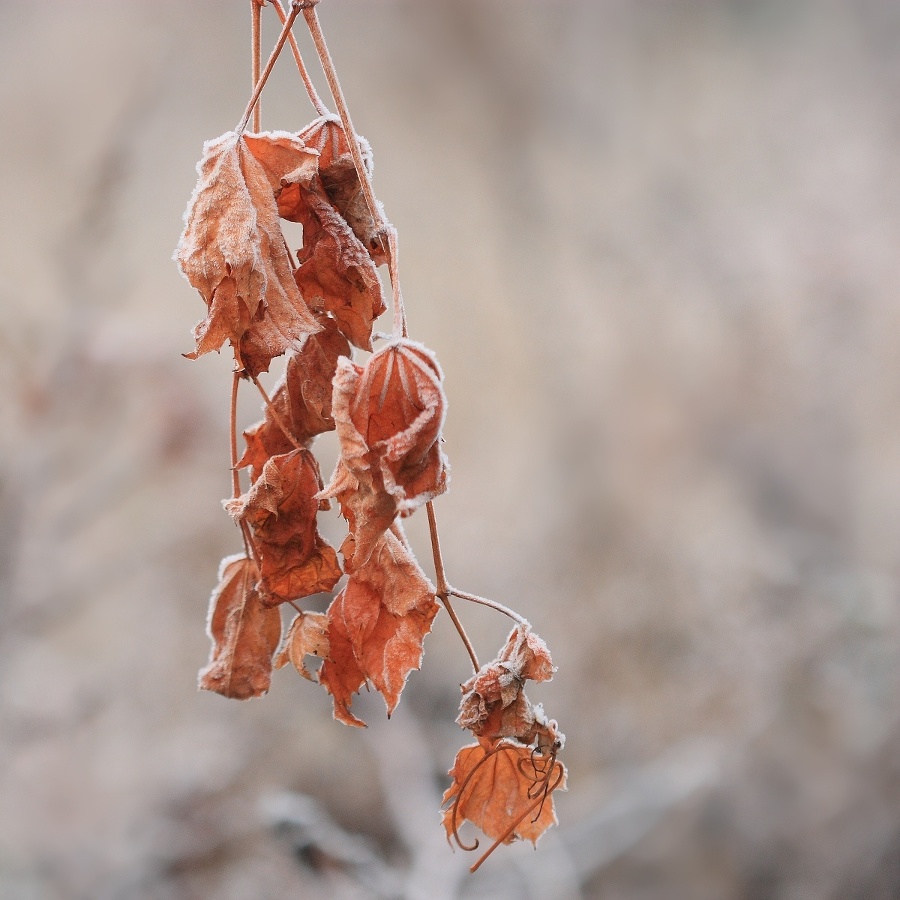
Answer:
175, 132, 320, 375
198, 555, 282, 699
275, 611, 330, 681
319, 340, 450, 569
226, 448, 342, 605
319, 526, 439, 726
238, 318, 352, 481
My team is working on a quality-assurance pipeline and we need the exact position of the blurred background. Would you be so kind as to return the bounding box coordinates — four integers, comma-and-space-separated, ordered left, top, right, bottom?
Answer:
2, 0, 900, 897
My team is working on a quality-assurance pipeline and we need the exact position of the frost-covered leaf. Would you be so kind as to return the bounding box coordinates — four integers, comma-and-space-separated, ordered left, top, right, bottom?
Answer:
319, 341, 449, 570
175, 132, 320, 375
238, 318, 351, 481
226, 449, 341, 605
319, 526, 439, 725
279, 162, 385, 351
275, 611, 330, 681
198, 555, 282, 699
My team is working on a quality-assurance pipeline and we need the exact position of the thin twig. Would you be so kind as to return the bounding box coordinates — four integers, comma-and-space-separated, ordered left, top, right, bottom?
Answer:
250, 374, 304, 451
237, 3, 300, 134
387, 226, 407, 339
251, 0, 262, 132
269, 0, 330, 115
230, 371, 242, 499
448, 586, 530, 627
427, 502, 479, 672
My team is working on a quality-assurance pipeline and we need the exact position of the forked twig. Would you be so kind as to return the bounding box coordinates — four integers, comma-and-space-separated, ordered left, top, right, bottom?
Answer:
268, 0, 330, 115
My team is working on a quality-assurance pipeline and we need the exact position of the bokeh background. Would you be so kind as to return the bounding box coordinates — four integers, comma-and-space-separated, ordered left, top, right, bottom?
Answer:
2, 1, 900, 897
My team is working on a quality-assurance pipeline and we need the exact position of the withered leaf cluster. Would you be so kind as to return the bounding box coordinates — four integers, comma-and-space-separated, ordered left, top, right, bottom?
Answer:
443, 626, 567, 856
176, 17, 565, 866
176, 119, 447, 724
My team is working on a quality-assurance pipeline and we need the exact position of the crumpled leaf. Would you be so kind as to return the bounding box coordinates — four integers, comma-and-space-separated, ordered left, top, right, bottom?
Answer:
296, 115, 386, 263
319, 340, 450, 570
198, 554, 282, 699
238, 317, 351, 481
442, 740, 567, 849
319, 525, 439, 726
457, 625, 557, 747
278, 153, 385, 351
225, 448, 342, 605
175, 131, 320, 375
275, 611, 330, 681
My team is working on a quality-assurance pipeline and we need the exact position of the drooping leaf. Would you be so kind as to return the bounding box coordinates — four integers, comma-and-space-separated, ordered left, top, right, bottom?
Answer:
238, 318, 351, 481
457, 626, 558, 747
442, 741, 567, 851
319, 340, 449, 569
275, 611, 330, 681
175, 132, 320, 375
198, 554, 282, 699
319, 526, 439, 725
279, 165, 386, 351
225, 449, 342, 605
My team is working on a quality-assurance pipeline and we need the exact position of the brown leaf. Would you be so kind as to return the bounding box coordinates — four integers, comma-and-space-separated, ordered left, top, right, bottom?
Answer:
238, 318, 351, 481
243, 131, 319, 192
319, 341, 449, 569
175, 132, 320, 375
457, 626, 556, 746
279, 155, 385, 350
319, 526, 439, 725
226, 449, 342, 605
198, 554, 282, 699
442, 741, 567, 849
275, 611, 329, 681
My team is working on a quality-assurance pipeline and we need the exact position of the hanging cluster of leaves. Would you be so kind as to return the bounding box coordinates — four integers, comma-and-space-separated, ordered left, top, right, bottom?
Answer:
174, 0, 565, 872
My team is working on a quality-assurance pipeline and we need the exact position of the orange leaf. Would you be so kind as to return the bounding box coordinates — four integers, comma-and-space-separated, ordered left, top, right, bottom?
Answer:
226, 449, 342, 605
280, 165, 386, 351
319, 341, 449, 569
319, 526, 439, 725
442, 741, 567, 852
275, 611, 330, 681
175, 132, 320, 375
238, 318, 351, 481
198, 555, 282, 699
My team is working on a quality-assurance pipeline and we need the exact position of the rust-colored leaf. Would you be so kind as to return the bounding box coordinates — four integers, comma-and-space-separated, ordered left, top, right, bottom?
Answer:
319, 526, 439, 725
457, 626, 557, 747
226, 449, 342, 605
319, 341, 449, 569
275, 611, 330, 681
198, 554, 282, 699
238, 318, 351, 481
442, 741, 567, 852
175, 132, 320, 375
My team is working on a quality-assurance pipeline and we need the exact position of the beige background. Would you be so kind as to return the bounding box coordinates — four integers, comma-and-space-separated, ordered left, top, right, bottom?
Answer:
1, 1, 900, 897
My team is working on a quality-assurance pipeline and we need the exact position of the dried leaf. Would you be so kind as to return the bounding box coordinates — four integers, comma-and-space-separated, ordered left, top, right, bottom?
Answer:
175, 132, 320, 375
198, 554, 282, 699
238, 318, 351, 481
442, 741, 567, 849
457, 626, 557, 746
319, 341, 449, 569
226, 449, 342, 605
275, 611, 330, 681
319, 526, 439, 725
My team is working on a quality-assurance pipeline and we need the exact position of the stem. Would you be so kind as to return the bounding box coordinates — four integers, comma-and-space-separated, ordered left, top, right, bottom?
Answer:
250, 374, 303, 451
230, 371, 241, 499
448, 587, 530, 628
427, 502, 479, 672
387, 226, 407, 339
251, 0, 262, 132
269, 0, 329, 116
237, 3, 300, 134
